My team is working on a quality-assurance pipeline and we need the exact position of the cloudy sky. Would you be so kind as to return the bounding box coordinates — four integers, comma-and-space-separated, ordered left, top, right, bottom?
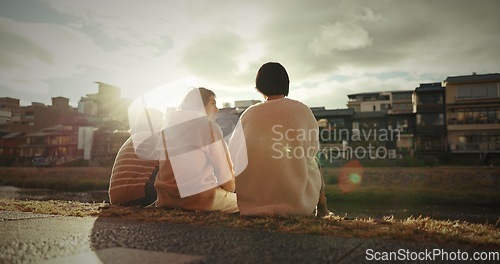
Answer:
1, 0, 499, 109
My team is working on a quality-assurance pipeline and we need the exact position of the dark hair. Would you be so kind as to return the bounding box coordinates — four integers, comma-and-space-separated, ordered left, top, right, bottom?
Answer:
255, 62, 289, 96
179, 87, 215, 111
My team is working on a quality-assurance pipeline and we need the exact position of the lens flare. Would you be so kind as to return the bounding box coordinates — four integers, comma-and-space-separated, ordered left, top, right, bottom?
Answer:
349, 173, 361, 184
339, 159, 364, 193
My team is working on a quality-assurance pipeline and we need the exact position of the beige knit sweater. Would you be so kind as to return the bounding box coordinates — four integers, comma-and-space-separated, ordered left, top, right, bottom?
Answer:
155, 110, 235, 211
229, 98, 322, 216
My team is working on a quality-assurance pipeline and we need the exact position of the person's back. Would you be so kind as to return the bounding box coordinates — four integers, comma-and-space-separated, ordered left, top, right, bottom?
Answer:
233, 98, 321, 215
109, 137, 158, 206
155, 88, 238, 213
229, 62, 322, 216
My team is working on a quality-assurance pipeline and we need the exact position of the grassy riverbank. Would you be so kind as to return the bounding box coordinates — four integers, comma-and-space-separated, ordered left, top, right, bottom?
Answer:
0, 166, 498, 206
322, 166, 500, 206
1, 167, 499, 248
0, 167, 110, 191
0, 197, 498, 249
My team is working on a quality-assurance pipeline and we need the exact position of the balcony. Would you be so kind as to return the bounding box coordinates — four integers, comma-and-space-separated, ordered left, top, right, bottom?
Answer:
452, 142, 500, 152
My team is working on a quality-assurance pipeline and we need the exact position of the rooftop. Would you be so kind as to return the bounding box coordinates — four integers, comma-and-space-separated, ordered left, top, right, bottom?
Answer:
312, 108, 354, 118
445, 73, 500, 84
415, 82, 444, 92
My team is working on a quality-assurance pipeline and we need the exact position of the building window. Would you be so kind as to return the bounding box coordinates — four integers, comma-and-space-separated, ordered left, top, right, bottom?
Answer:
487, 109, 497, 123
454, 107, 500, 124
393, 93, 412, 101
328, 118, 346, 128
397, 119, 408, 130
419, 93, 443, 104
25, 111, 35, 118
417, 113, 444, 126
352, 122, 359, 134
457, 83, 499, 99
455, 132, 500, 151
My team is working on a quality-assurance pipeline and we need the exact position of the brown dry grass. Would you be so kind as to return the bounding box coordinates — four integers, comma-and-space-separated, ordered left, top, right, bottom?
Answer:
0, 198, 498, 249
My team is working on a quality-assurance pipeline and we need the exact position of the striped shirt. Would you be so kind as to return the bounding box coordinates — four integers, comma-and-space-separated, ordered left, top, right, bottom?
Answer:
109, 137, 158, 205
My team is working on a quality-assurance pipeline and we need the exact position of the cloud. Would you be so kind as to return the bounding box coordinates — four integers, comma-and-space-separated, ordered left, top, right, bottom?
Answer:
1, 0, 500, 109
291, 73, 423, 109
39, 0, 178, 59
0, 72, 50, 94
257, 0, 500, 81
308, 22, 373, 55
178, 30, 267, 90
0, 17, 112, 94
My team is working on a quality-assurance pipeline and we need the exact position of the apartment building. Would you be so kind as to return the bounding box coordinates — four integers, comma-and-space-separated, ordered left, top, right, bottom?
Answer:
0, 83, 131, 166
0, 97, 21, 132
390, 90, 414, 114
78, 82, 131, 126
444, 73, 500, 154
7, 97, 75, 133
0, 132, 24, 165
347, 92, 391, 112
346, 90, 416, 157
17, 120, 86, 165
414, 82, 447, 153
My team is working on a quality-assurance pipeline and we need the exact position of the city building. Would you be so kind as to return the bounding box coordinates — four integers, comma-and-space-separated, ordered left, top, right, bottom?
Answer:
78, 82, 131, 126
386, 113, 416, 157
8, 97, 76, 133
90, 129, 129, 166
17, 121, 84, 166
0, 132, 25, 165
2, 72, 500, 166
346, 90, 416, 159
347, 90, 414, 114
444, 73, 500, 154
414, 82, 447, 153
390, 90, 414, 114
313, 108, 354, 160
347, 92, 391, 112
0, 97, 21, 132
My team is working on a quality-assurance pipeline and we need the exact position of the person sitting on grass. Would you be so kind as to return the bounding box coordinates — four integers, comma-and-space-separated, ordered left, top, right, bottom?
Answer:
108, 109, 163, 206
229, 62, 331, 217
154, 88, 238, 213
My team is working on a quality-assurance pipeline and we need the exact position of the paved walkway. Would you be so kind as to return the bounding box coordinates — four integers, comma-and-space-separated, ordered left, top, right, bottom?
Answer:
0, 210, 497, 263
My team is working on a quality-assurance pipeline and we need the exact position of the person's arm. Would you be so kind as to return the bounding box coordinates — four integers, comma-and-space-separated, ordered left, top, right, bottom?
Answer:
316, 172, 330, 217
228, 119, 248, 177
219, 138, 236, 192
315, 154, 331, 217
207, 123, 235, 192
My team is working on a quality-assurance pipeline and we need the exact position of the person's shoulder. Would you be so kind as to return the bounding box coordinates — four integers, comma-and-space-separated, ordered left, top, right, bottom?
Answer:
118, 137, 134, 151
282, 98, 313, 112
210, 121, 223, 132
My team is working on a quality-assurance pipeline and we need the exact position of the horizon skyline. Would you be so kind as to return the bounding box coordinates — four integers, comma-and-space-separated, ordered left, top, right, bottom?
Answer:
4, 70, 498, 110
